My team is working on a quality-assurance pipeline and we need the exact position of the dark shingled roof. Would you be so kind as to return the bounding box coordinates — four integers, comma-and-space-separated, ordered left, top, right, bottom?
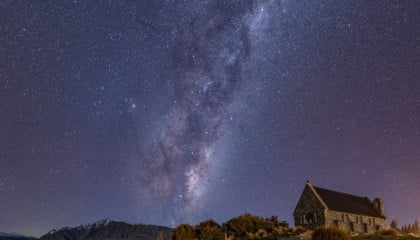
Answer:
312, 185, 383, 218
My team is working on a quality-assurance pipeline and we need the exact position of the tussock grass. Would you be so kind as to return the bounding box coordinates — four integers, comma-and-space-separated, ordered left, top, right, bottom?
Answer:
352, 235, 420, 240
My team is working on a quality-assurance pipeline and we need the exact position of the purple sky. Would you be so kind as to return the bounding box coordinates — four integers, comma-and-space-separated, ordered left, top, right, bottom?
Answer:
1, 0, 419, 237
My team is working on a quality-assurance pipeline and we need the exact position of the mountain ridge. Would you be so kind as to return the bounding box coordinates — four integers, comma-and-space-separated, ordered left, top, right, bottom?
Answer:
1, 220, 172, 240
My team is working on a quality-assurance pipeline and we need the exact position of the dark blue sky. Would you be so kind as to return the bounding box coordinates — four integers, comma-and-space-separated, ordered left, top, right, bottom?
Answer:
1, 1, 419, 237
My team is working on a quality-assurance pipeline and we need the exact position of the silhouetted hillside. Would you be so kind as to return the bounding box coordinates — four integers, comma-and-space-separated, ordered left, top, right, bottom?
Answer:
0, 232, 35, 240
40, 219, 171, 240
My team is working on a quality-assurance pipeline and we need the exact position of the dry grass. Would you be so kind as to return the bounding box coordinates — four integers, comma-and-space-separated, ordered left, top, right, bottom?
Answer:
312, 226, 350, 240
352, 235, 420, 240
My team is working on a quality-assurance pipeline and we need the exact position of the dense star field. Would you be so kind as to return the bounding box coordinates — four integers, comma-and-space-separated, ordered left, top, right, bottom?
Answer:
1, 0, 419, 237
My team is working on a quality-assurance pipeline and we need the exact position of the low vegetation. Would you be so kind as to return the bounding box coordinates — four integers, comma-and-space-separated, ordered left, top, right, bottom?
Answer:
311, 226, 350, 240
172, 215, 420, 240
172, 213, 296, 240
352, 226, 420, 240
379, 228, 400, 236
352, 235, 420, 240
352, 219, 420, 240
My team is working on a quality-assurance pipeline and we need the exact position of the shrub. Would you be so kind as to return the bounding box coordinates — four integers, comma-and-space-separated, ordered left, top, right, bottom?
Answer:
311, 226, 350, 240
291, 226, 306, 235
255, 229, 268, 238
379, 228, 399, 236
172, 224, 195, 240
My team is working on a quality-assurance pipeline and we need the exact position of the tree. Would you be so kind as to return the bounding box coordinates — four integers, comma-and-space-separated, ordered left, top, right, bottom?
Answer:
173, 213, 291, 240
414, 219, 419, 235
195, 219, 224, 240
223, 213, 261, 238
267, 216, 279, 226
402, 225, 407, 234
390, 219, 398, 229
278, 221, 289, 229
223, 213, 278, 239
173, 224, 195, 240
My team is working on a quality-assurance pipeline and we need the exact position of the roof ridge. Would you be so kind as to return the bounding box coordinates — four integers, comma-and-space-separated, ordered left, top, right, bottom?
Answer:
313, 185, 371, 201
310, 184, 383, 218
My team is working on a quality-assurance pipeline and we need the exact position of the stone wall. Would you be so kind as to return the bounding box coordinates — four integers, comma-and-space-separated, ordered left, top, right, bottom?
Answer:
294, 185, 326, 230
294, 183, 387, 234
324, 210, 386, 234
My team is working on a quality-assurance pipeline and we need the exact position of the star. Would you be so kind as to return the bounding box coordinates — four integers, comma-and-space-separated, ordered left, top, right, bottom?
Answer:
1, 1, 419, 237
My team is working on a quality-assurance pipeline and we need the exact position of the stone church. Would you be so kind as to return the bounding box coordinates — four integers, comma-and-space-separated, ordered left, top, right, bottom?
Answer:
294, 181, 387, 234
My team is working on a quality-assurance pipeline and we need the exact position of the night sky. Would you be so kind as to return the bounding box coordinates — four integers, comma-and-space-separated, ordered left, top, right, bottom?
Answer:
1, 0, 419, 237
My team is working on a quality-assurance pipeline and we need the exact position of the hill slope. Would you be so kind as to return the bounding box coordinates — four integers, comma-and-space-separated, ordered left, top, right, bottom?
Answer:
0, 232, 35, 240
40, 219, 172, 240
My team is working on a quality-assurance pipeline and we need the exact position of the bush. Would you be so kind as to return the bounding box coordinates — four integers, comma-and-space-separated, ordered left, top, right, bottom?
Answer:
172, 224, 195, 240
312, 226, 350, 240
291, 226, 306, 235
379, 228, 399, 236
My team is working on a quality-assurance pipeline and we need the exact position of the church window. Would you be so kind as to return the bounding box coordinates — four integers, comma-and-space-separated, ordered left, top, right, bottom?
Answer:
363, 223, 368, 233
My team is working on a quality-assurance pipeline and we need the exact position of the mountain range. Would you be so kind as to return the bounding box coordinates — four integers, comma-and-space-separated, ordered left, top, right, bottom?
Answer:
0, 220, 172, 240
0, 232, 36, 240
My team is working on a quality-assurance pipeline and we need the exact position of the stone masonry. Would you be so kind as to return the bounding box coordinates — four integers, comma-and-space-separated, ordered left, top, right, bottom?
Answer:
293, 181, 387, 235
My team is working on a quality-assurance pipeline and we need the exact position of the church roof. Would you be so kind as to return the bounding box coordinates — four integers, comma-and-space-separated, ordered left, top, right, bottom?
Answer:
312, 185, 384, 218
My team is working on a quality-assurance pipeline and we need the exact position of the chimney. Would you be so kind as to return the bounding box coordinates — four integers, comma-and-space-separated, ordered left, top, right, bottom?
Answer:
373, 198, 384, 216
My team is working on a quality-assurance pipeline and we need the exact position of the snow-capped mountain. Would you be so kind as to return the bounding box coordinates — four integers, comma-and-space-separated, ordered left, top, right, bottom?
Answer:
46, 219, 112, 235
40, 219, 172, 240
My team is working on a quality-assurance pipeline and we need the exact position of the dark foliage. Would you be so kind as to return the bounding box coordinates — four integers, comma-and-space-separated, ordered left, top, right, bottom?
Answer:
379, 228, 400, 236
172, 213, 293, 240
312, 226, 350, 240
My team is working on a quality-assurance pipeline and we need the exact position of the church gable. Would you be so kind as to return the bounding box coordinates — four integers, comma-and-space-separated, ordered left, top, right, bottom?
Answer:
293, 183, 326, 230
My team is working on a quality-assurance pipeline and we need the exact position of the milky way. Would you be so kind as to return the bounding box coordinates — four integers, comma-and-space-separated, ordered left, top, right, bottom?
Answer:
126, 1, 273, 222
1, 0, 420, 236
